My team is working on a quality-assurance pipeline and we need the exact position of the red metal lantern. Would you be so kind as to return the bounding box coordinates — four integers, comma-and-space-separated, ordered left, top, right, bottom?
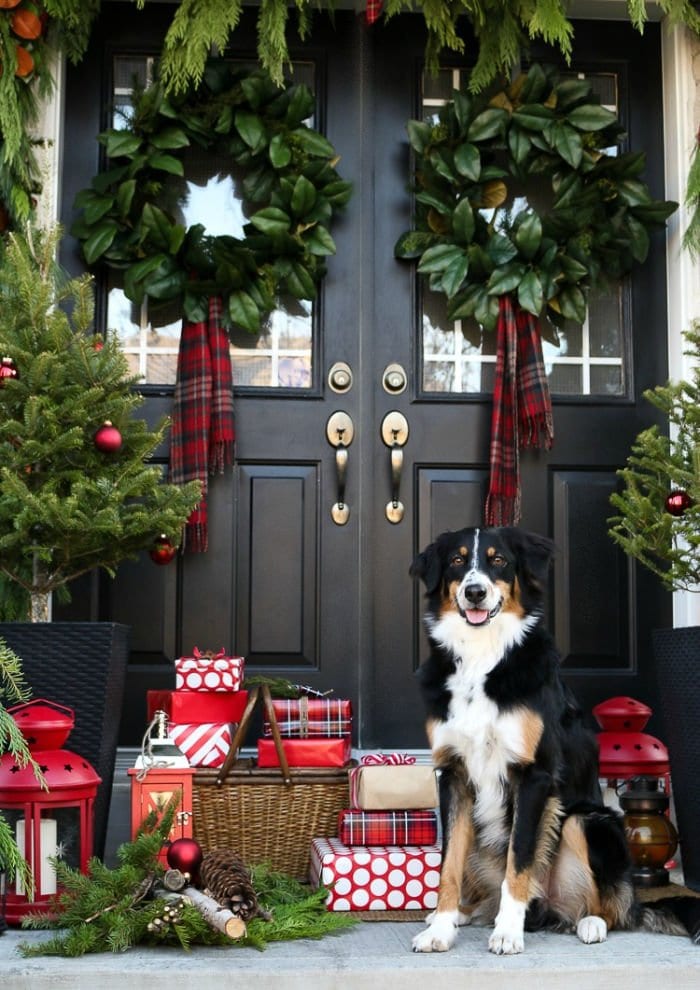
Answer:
593, 696, 671, 798
0, 700, 101, 924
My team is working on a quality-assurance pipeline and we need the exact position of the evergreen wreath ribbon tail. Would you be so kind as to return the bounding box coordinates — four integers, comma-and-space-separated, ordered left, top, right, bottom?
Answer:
484, 295, 553, 527
169, 296, 235, 553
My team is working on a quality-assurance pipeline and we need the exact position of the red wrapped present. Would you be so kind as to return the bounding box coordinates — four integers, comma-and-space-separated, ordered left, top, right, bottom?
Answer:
309, 837, 441, 911
175, 648, 244, 692
349, 754, 438, 810
148, 689, 249, 725
263, 697, 352, 738
257, 737, 351, 768
337, 809, 438, 846
168, 722, 235, 768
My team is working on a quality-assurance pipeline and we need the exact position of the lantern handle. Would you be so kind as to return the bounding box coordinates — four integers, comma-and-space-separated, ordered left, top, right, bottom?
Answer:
8, 698, 75, 719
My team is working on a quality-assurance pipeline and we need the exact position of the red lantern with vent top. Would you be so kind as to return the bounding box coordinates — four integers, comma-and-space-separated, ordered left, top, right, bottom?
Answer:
0, 700, 101, 924
593, 696, 671, 798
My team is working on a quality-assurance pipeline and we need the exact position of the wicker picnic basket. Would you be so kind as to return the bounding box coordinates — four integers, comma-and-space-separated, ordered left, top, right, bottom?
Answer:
192, 684, 352, 879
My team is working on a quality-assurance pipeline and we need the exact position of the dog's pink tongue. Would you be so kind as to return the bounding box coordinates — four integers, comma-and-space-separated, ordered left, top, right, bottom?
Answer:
466, 609, 489, 624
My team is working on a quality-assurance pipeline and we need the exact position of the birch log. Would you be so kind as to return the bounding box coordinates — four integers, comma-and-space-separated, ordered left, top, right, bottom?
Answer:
183, 885, 247, 939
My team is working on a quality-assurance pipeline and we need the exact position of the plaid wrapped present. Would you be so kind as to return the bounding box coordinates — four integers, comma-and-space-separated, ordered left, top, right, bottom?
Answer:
263, 697, 352, 738
337, 809, 438, 846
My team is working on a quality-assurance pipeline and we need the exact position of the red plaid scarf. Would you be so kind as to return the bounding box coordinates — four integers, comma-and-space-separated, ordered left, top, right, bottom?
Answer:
484, 295, 553, 526
169, 296, 235, 552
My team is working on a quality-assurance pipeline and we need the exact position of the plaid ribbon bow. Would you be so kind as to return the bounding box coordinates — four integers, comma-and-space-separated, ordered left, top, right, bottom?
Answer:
485, 295, 554, 526
169, 297, 235, 552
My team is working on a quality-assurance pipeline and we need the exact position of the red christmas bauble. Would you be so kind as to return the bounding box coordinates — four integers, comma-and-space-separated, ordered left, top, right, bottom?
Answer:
94, 421, 122, 452
665, 489, 694, 517
0, 356, 18, 383
149, 534, 177, 565
166, 838, 203, 877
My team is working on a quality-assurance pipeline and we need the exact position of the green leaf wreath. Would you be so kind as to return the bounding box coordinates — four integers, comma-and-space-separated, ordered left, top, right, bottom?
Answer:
71, 62, 352, 334
394, 62, 677, 334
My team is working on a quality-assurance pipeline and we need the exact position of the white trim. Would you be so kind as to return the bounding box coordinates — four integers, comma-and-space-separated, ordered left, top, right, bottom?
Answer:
662, 24, 700, 627
32, 49, 65, 228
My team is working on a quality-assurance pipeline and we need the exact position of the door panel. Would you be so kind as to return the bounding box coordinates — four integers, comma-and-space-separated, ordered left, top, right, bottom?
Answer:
60, 8, 672, 747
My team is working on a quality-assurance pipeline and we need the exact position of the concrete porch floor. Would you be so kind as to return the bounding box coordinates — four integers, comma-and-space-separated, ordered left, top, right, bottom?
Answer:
3, 750, 700, 989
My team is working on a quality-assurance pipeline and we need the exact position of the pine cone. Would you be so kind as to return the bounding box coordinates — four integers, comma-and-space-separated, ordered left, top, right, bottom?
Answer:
199, 849, 260, 920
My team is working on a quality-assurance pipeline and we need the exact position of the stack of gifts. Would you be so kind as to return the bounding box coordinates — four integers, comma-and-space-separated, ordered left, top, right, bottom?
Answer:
147, 648, 247, 768
309, 753, 442, 911
257, 695, 353, 768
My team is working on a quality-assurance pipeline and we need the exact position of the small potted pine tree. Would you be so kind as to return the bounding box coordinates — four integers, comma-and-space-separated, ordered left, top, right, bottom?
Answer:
0, 222, 202, 855
609, 323, 700, 891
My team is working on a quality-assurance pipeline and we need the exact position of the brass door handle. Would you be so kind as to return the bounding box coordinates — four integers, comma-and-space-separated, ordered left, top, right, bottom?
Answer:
381, 411, 409, 523
326, 411, 354, 525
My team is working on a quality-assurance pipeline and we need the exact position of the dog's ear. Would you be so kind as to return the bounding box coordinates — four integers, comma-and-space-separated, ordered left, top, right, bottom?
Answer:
409, 542, 444, 595
502, 527, 555, 592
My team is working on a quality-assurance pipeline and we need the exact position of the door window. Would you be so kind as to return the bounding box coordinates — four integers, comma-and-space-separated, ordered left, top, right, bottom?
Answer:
107, 56, 317, 390
420, 69, 627, 398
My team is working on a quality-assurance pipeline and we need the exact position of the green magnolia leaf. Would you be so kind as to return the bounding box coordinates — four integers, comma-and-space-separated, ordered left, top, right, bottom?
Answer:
116, 180, 136, 219
229, 289, 262, 333
447, 284, 483, 320
429, 149, 456, 182
235, 111, 267, 152
140, 203, 175, 251
452, 198, 475, 244
454, 142, 481, 181
149, 127, 190, 150
83, 194, 115, 226
627, 215, 650, 262
406, 120, 433, 154
559, 254, 589, 282
508, 127, 531, 166
148, 153, 185, 177
467, 108, 508, 142
285, 85, 315, 126
394, 230, 435, 259
553, 78, 593, 111
183, 292, 209, 324
517, 270, 544, 315
286, 262, 318, 299
617, 180, 652, 207
304, 225, 336, 256
452, 91, 473, 131
567, 103, 618, 131
557, 285, 588, 322
441, 252, 470, 298
83, 221, 119, 265
292, 128, 335, 158
486, 262, 528, 296
486, 232, 519, 266
514, 212, 543, 260
291, 175, 317, 217
415, 191, 452, 214
250, 207, 292, 235
103, 129, 142, 159
269, 133, 292, 168
143, 262, 185, 300
475, 291, 500, 331
551, 122, 583, 169
417, 243, 466, 274
512, 104, 555, 132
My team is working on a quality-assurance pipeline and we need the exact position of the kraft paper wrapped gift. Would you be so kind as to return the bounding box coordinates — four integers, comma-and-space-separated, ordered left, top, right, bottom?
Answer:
349, 758, 438, 810
174, 648, 244, 692
337, 809, 438, 846
168, 722, 235, 768
263, 697, 352, 738
309, 837, 441, 911
257, 736, 352, 768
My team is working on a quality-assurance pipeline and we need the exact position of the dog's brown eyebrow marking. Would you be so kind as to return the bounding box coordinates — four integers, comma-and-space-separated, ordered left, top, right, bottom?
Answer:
459, 546, 468, 557
486, 546, 498, 558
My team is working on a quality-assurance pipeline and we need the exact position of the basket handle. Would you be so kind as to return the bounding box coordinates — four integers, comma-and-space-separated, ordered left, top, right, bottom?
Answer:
215, 684, 292, 786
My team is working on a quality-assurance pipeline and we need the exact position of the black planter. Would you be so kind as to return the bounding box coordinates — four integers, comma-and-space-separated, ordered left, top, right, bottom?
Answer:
652, 625, 700, 892
0, 622, 130, 860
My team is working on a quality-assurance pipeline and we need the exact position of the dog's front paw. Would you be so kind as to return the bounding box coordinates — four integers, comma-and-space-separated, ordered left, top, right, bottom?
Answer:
412, 916, 458, 953
576, 916, 607, 944
488, 927, 524, 955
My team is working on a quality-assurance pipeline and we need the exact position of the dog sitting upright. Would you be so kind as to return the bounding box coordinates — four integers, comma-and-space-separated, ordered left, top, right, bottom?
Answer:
410, 525, 700, 954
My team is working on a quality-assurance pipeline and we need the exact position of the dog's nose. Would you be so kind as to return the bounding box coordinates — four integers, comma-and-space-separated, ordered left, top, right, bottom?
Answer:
464, 582, 487, 604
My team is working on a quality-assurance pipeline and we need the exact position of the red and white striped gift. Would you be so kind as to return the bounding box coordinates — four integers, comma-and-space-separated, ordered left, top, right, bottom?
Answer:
168, 722, 234, 768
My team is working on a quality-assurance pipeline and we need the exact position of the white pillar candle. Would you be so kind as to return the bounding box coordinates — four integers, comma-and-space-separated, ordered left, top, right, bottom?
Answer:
15, 818, 58, 896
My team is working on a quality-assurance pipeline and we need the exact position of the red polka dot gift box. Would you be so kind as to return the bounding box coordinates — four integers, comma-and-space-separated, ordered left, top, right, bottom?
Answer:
309, 836, 442, 911
174, 648, 244, 692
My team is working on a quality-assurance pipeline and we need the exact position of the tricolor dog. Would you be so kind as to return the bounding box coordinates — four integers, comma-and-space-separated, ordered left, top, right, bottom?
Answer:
410, 525, 700, 954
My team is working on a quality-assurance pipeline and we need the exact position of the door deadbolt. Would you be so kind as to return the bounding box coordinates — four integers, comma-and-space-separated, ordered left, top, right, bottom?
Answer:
382, 363, 407, 395
328, 361, 353, 394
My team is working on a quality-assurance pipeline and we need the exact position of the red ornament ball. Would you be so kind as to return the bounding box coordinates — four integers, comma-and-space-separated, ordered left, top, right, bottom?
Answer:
665, 489, 694, 517
0, 356, 18, 384
94, 420, 122, 452
166, 838, 203, 877
149, 534, 177, 565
